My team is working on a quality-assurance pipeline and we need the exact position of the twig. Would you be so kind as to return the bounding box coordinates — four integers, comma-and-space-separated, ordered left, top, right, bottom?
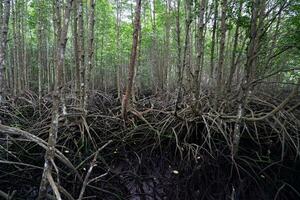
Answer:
77, 140, 112, 200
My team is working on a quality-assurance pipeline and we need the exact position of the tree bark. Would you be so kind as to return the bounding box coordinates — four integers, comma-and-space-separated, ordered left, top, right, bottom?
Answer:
226, 0, 243, 93
37, 0, 44, 102
194, 0, 206, 99
174, 0, 183, 111
121, 0, 142, 120
115, 0, 122, 100
78, 0, 85, 110
0, 0, 10, 103
164, 0, 171, 91
175, 0, 181, 86
209, 0, 218, 88
133, 9, 143, 103
85, 0, 96, 110
216, 0, 227, 99
38, 0, 74, 198
73, 0, 80, 101
182, 0, 193, 90
12, 0, 19, 96
151, 0, 160, 93
232, 0, 266, 157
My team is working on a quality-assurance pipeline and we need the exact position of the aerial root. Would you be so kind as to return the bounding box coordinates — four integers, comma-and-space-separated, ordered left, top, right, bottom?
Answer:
0, 90, 299, 199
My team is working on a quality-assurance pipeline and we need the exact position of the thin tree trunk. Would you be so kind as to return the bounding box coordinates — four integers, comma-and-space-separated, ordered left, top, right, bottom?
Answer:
37, 0, 43, 102
174, 0, 183, 110
216, 0, 227, 99
226, 0, 243, 93
0, 0, 10, 103
121, 0, 142, 120
12, 0, 19, 96
232, 0, 266, 157
163, 0, 171, 91
209, 0, 218, 88
194, 0, 206, 99
73, 0, 80, 102
78, 0, 85, 110
47, 38, 51, 92
151, 0, 160, 93
85, 0, 96, 110
116, 0, 121, 100
132, 10, 143, 103
38, 0, 73, 199
20, 0, 26, 91
17, 1, 23, 92
182, 0, 193, 90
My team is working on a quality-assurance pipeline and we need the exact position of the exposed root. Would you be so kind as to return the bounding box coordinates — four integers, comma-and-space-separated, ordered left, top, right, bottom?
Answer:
0, 90, 299, 199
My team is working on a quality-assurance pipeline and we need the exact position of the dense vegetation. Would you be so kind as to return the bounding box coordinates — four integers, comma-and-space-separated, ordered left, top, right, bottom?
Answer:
0, 0, 299, 199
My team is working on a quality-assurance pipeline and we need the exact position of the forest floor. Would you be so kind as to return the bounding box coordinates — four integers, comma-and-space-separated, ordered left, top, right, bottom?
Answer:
0, 89, 300, 200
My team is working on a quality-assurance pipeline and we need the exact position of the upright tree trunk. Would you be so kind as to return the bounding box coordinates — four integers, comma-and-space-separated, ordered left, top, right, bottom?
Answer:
121, 0, 142, 120
85, 0, 96, 110
47, 38, 51, 92
20, 0, 26, 91
73, 0, 80, 101
38, 0, 73, 199
184, 0, 193, 92
175, 0, 182, 85
37, 0, 44, 102
232, 0, 266, 157
115, 0, 121, 99
12, 0, 19, 95
209, 0, 218, 88
0, 0, 10, 103
151, 0, 160, 93
182, 0, 193, 90
78, 0, 85, 110
163, 0, 171, 92
132, 8, 143, 103
174, 0, 183, 109
17, 1, 23, 92
53, 0, 66, 115
194, 0, 206, 99
226, 0, 243, 93
216, 0, 227, 99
